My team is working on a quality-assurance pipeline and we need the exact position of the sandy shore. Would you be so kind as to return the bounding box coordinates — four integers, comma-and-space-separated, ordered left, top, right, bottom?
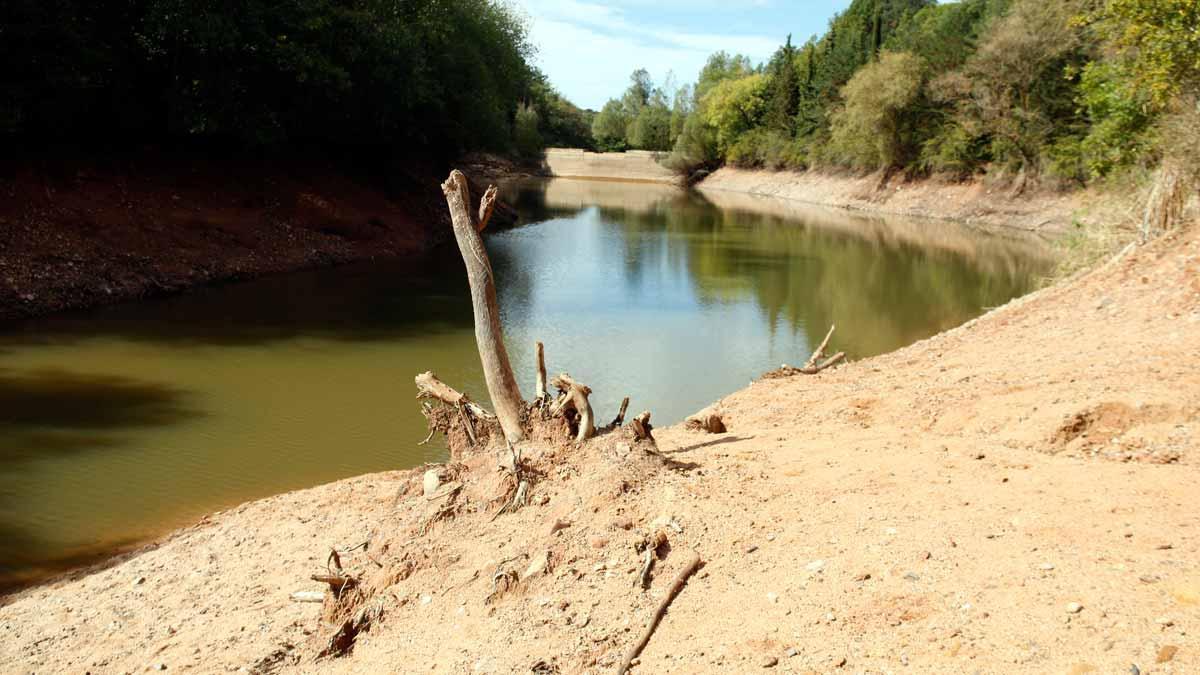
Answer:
3, 205, 1199, 674
697, 167, 1094, 235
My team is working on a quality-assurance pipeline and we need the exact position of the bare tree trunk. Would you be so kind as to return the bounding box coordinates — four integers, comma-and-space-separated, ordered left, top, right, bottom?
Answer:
441, 170, 525, 443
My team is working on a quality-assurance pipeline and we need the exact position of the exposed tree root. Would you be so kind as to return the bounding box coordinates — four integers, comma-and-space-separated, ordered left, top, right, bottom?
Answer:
549, 373, 596, 443
629, 411, 655, 443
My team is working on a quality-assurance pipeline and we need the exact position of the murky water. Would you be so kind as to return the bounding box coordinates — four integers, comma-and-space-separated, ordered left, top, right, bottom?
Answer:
0, 178, 1053, 589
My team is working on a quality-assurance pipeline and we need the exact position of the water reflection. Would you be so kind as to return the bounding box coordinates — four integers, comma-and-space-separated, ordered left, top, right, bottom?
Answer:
0, 177, 1052, 592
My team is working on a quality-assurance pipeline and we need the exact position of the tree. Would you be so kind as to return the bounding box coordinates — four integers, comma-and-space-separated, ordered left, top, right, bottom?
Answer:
514, 102, 543, 159
1095, 0, 1200, 108
765, 36, 800, 135
829, 51, 925, 169
932, 0, 1090, 175
700, 74, 769, 154
592, 99, 631, 152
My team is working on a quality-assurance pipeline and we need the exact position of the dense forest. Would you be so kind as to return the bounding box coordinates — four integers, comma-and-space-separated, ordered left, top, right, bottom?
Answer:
593, 0, 1200, 189
1, 0, 593, 157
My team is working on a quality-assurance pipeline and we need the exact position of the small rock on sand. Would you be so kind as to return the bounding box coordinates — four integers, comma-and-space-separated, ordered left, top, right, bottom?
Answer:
1156, 645, 1178, 663
422, 470, 440, 497
1066, 602, 1084, 614
761, 655, 779, 668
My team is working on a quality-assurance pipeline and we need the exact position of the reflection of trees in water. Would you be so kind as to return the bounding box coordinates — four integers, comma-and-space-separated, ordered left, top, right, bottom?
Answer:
587, 192, 1051, 359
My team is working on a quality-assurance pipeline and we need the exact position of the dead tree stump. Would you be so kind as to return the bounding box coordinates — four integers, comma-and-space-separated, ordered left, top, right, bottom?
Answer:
441, 170, 525, 443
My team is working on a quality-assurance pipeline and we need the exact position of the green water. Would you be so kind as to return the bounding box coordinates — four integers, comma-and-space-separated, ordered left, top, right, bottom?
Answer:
0, 178, 1052, 589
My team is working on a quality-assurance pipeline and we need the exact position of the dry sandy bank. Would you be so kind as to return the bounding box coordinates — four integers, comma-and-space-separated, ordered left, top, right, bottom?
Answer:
3, 217, 1199, 675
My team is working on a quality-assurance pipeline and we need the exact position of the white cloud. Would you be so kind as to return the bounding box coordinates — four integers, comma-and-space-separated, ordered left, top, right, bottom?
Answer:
510, 0, 780, 109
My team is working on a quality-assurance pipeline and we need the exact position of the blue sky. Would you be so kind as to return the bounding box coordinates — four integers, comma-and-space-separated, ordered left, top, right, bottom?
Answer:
511, 0, 854, 110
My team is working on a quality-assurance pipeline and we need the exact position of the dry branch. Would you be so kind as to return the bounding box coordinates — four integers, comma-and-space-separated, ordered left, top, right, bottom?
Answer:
765, 325, 847, 377
616, 551, 702, 675
534, 341, 548, 403
610, 396, 630, 428
415, 371, 495, 420
630, 411, 654, 442
549, 373, 596, 443
441, 170, 525, 443
803, 324, 837, 370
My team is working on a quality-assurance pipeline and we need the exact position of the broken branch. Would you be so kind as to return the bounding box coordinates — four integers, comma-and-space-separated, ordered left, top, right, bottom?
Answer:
616, 551, 702, 675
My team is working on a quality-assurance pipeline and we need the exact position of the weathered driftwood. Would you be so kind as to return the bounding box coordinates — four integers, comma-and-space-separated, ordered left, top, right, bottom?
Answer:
549, 373, 595, 443
312, 574, 358, 594
415, 371, 495, 420
616, 551, 702, 675
773, 324, 846, 376
630, 411, 654, 442
441, 170, 525, 443
534, 341, 548, 403
610, 396, 630, 428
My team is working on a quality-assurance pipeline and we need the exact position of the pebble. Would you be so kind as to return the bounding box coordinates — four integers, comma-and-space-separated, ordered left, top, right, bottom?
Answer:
420, 594, 433, 605
548, 518, 570, 535
806, 560, 825, 573
766, 592, 779, 604
832, 655, 847, 668
152, 665, 166, 671
1038, 563, 1055, 571
133, 576, 146, 586
1156, 645, 1178, 663
760, 655, 778, 668
853, 572, 872, 582
1155, 616, 1175, 627
904, 572, 920, 581
589, 535, 609, 549
422, 470, 440, 497
524, 551, 550, 578
1066, 602, 1084, 614
785, 647, 798, 657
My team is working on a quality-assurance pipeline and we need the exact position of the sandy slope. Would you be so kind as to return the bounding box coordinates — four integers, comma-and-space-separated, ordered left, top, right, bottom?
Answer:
3, 225, 1198, 674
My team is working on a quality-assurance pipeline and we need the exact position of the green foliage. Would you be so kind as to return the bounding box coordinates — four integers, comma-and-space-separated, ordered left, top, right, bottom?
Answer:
1075, 61, 1156, 178
590, 69, 678, 152
764, 37, 800, 135
1095, 0, 1200, 108
629, 102, 673, 151
829, 51, 925, 169
514, 102, 544, 160
1, 0, 587, 158
932, 0, 1091, 173
700, 74, 769, 155
527, 75, 595, 150
592, 100, 632, 152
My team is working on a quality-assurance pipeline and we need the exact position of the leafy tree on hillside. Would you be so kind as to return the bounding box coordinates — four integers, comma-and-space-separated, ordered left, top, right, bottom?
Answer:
829, 51, 925, 169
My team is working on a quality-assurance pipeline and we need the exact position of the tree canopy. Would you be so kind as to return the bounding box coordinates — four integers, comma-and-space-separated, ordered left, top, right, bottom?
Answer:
589, 0, 1199, 189
1, 0, 593, 156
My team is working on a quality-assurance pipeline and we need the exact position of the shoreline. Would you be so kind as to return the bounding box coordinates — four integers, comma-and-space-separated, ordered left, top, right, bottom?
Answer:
695, 166, 1089, 236
3, 219, 1196, 672
1, 166, 1068, 595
